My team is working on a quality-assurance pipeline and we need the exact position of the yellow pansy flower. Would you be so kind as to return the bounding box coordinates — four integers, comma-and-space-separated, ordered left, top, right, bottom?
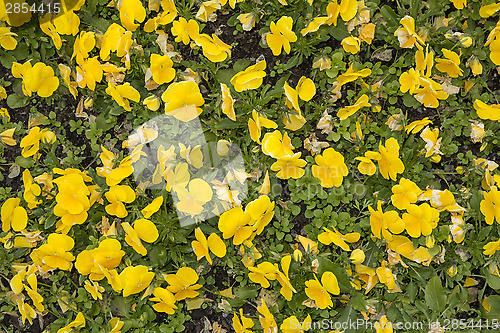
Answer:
337, 94, 371, 120
230, 60, 267, 92
474, 99, 500, 121
1, 128, 16, 146
391, 178, 421, 210
304, 271, 340, 309
237, 12, 258, 31
370, 137, 405, 181
166, 266, 202, 300
105, 82, 141, 112
175, 178, 213, 216
336, 62, 371, 86
318, 226, 360, 251
30, 233, 75, 271
22, 170, 42, 209
161, 81, 205, 122
354, 151, 378, 176
105, 185, 136, 218
141, 196, 163, 218
311, 148, 348, 188
402, 203, 439, 238
220, 83, 236, 121
150, 54, 175, 85
349, 249, 365, 264
195, 0, 221, 22
84, 280, 104, 300
248, 110, 278, 144
481, 188, 500, 225
1, 198, 28, 232
341, 36, 360, 54
118, 0, 146, 31
150, 287, 177, 314
195, 34, 231, 62
171, 17, 200, 45
405, 117, 432, 134
232, 308, 254, 333
120, 265, 154, 297
0, 27, 18, 50
218, 206, 253, 245
246, 195, 275, 235
123, 219, 159, 256
191, 227, 227, 264
394, 15, 424, 48
257, 300, 278, 332
376, 261, 396, 290
368, 201, 404, 241
435, 48, 463, 77
76, 57, 103, 91
261, 130, 294, 159
271, 154, 307, 179
248, 261, 278, 288
266, 16, 297, 56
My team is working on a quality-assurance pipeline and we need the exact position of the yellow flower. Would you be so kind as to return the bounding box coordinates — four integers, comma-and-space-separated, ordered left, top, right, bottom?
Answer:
261, 130, 294, 159
105, 82, 140, 112
304, 271, 340, 309
191, 227, 226, 264
394, 15, 424, 48
484, 238, 500, 256
84, 280, 104, 300
450, 0, 466, 9
354, 151, 378, 175
359, 23, 376, 44
337, 62, 371, 86
1, 198, 27, 232
238, 12, 258, 31
0, 27, 18, 50
246, 195, 275, 235
105, 185, 136, 218
100, 24, 129, 61
150, 287, 177, 314
435, 48, 463, 77
76, 57, 103, 91
141, 196, 163, 218
161, 81, 205, 121
248, 261, 278, 288
16, 299, 36, 325
23, 170, 42, 209
230, 60, 266, 92
166, 266, 202, 300
402, 203, 439, 238
370, 137, 405, 181
318, 226, 360, 251
232, 308, 254, 333
171, 17, 200, 45
30, 233, 75, 271
368, 201, 405, 241
405, 117, 432, 134
220, 83, 236, 120
195, 34, 231, 62
337, 94, 371, 120
174, 178, 213, 216
19, 126, 56, 158
58, 64, 78, 98
248, 110, 278, 144
218, 206, 253, 245
118, 0, 146, 31
480, 2, 500, 18
420, 126, 443, 159
266, 16, 297, 56
376, 315, 393, 333
296, 235, 318, 254
71, 31, 95, 65
109, 317, 125, 332
1, 128, 16, 146
474, 99, 500, 121
144, 7, 178, 32
481, 188, 500, 225
341, 36, 360, 54
143, 95, 161, 111
414, 77, 448, 108
349, 249, 365, 264
276, 255, 296, 300
195, 0, 221, 22
120, 265, 154, 297
257, 300, 278, 332
21, 62, 59, 98
376, 261, 396, 290
123, 219, 159, 256
281, 315, 311, 333
149, 54, 175, 85
311, 148, 348, 188
355, 264, 378, 293
391, 178, 421, 210
271, 154, 307, 179
301, 17, 329, 36
75, 238, 125, 283
399, 68, 420, 94
325, 0, 358, 26
467, 56, 483, 76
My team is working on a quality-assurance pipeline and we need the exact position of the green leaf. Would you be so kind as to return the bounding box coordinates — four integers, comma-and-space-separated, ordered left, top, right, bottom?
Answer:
15, 156, 34, 169
424, 276, 446, 313
7, 94, 29, 108
482, 295, 500, 319
482, 267, 500, 290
